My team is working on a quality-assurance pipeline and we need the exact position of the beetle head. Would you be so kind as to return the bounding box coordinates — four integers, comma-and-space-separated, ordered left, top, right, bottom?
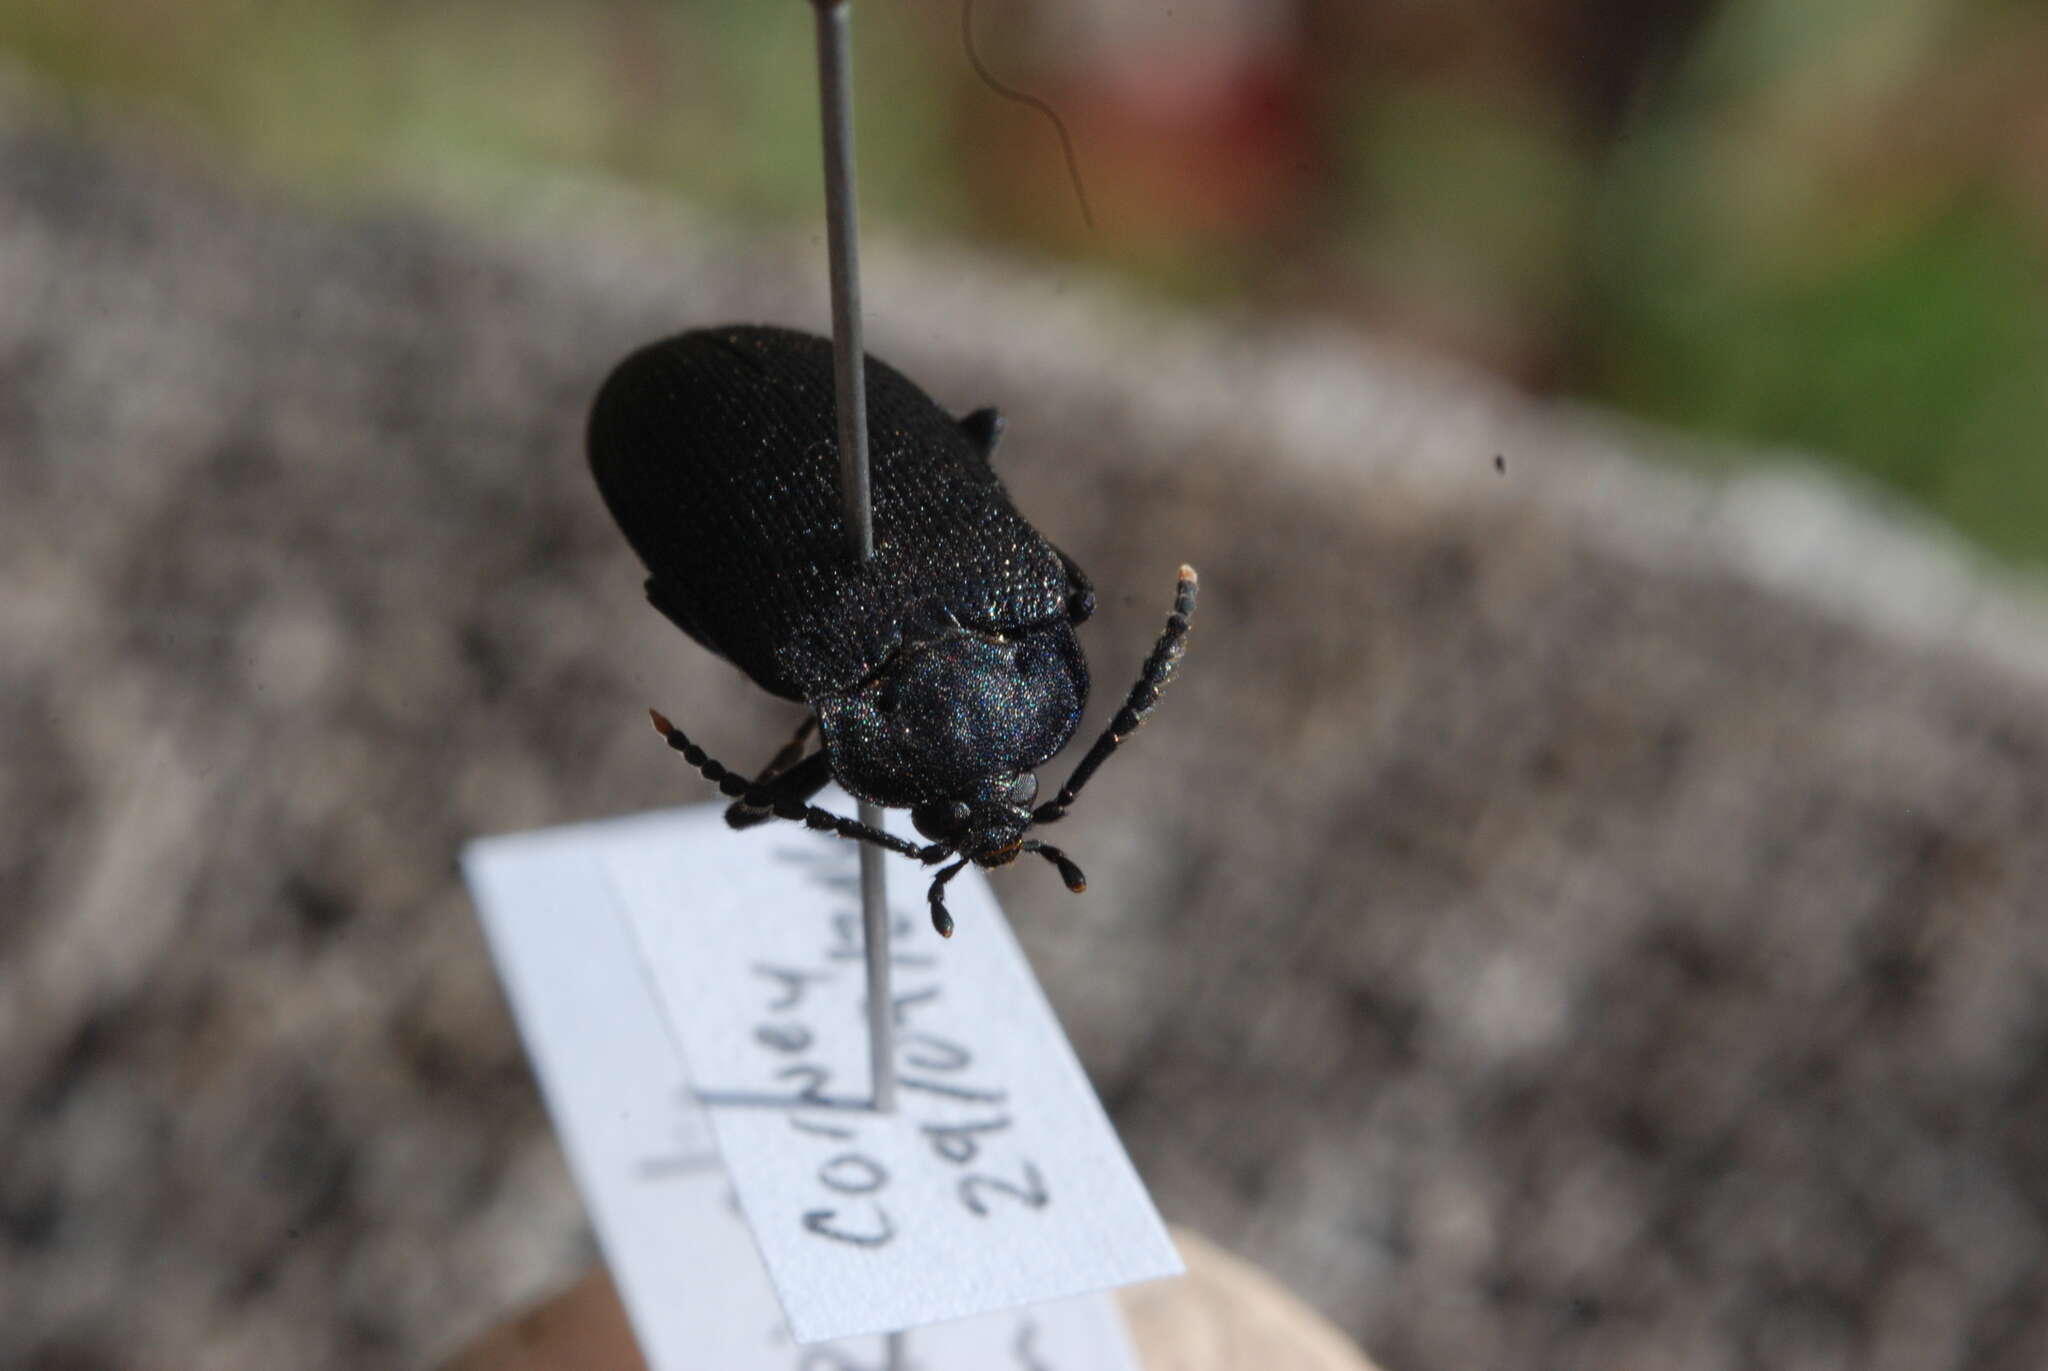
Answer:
813, 618, 1086, 834
908, 772, 1039, 863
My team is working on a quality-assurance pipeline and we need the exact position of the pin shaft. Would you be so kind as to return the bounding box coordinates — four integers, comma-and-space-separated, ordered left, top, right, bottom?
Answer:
809, 0, 896, 1119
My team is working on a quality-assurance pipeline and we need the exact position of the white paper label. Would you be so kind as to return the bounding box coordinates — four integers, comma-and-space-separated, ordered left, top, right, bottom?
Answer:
464, 804, 1171, 1362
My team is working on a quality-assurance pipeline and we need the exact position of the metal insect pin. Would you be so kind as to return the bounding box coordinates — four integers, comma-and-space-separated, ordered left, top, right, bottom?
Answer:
588, 327, 1197, 938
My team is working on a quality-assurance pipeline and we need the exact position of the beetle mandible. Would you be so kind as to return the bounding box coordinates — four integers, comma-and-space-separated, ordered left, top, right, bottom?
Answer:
588, 324, 1196, 937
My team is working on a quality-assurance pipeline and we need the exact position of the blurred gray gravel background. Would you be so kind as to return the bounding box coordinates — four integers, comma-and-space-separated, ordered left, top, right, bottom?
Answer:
7, 111, 2048, 1371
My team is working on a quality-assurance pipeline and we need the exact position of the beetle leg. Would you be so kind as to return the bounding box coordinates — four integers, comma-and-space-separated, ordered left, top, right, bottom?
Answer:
650, 710, 942, 863
725, 715, 825, 830
1034, 565, 1197, 825
926, 858, 970, 938
958, 406, 1004, 460
1021, 839, 1087, 893
764, 713, 820, 773
725, 748, 833, 830
1059, 548, 1096, 624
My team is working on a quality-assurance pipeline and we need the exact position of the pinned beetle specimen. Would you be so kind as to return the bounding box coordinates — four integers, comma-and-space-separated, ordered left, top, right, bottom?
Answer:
589, 325, 1196, 937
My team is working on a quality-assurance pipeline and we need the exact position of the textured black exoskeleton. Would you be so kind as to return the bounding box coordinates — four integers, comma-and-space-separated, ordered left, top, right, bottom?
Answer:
588, 324, 1196, 937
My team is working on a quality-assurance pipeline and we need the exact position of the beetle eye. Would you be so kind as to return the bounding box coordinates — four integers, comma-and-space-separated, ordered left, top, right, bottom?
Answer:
1007, 774, 1038, 807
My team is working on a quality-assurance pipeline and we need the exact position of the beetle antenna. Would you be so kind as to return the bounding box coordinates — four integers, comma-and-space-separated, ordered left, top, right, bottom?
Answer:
650, 710, 943, 863
1033, 565, 1197, 825
1021, 839, 1086, 892
927, 858, 970, 938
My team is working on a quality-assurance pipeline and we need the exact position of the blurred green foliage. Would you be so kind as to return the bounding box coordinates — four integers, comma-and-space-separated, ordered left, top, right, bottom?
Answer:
1590, 0, 2048, 560
3, 0, 2042, 562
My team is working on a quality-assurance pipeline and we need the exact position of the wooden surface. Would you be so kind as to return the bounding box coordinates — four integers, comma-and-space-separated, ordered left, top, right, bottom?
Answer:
442, 1229, 1380, 1371
1120, 1231, 1380, 1371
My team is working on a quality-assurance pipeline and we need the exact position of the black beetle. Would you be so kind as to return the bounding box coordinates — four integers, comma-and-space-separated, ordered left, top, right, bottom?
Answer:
588, 324, 1196, 937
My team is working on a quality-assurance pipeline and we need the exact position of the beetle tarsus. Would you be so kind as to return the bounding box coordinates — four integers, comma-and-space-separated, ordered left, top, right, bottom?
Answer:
927, 858, 969, 938
1024, 840, 1087, 893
